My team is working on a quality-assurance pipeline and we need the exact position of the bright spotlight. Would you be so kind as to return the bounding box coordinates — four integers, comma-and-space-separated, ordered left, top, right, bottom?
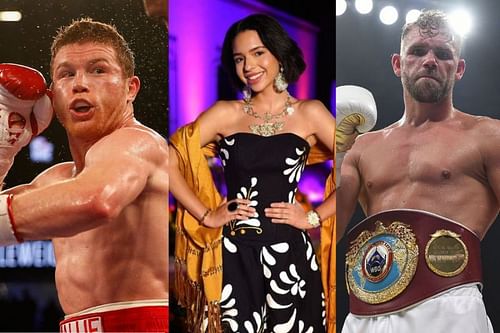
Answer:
380, 6, 398, 25
0, 11, 22, 22
29, 136, 54, 163
355, 0, 373, 15
449, 9, 472, 36
406, 9, 421, 24
336, 0, 347, 16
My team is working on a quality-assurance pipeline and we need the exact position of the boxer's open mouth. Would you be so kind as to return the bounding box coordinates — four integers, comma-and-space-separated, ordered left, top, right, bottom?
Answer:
70, 100, 93, 113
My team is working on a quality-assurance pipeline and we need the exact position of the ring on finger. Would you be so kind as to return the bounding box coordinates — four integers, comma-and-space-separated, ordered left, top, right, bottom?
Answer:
227, 201, 238, 212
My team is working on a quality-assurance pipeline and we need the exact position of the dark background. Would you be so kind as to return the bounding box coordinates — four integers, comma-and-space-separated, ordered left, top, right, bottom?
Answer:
337, 0, 500, 330
0, 0, 167, 330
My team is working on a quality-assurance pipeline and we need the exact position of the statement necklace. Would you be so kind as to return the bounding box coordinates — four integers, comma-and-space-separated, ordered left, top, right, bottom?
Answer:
243, 92, 295, 137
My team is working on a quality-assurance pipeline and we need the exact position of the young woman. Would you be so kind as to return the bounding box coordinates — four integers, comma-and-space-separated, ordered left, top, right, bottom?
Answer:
170, 14, 335, 332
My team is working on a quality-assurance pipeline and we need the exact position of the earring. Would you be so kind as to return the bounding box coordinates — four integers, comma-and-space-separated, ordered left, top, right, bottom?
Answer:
273, 65, 288, 92
242, 85, 252, 102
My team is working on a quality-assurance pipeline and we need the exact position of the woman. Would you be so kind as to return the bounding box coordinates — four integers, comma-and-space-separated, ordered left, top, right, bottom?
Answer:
170, 14, 335, 332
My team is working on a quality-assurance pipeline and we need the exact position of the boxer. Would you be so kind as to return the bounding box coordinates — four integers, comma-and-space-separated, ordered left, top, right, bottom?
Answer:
337, 9, 499, 333
0, 19, 169, 332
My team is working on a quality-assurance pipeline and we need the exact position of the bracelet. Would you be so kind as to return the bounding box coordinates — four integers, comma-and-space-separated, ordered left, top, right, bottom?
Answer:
199, 209, 211, 226
7, 194, 22, 242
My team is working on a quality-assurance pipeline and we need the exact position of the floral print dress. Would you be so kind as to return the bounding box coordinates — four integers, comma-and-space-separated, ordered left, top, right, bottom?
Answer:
218, 132, 326, 333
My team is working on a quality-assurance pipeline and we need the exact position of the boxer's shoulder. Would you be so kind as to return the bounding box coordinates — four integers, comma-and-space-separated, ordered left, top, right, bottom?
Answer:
97, 125, 163, 149
352, 128, 385, 148
468, 114, 500, 134
451, 112, 500, 152
31, 162, 75, 187
467, 115, 500, 157
85, 127, 166, 170
120, 124, 167, 147
451, 110, 497, 130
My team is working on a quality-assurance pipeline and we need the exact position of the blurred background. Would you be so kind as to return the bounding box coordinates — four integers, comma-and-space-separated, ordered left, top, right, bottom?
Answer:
168, 0, 333, 331
0, 0, 167, 330
336, 0, 500, 330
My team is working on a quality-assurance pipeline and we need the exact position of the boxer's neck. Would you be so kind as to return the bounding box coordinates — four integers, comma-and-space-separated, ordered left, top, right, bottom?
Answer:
402, 92, 455, 126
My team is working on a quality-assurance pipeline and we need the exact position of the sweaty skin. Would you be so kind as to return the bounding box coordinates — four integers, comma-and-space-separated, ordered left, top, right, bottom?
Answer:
339, 112, 499, 240
337, 27, 500, 241
6, 42, 168, 314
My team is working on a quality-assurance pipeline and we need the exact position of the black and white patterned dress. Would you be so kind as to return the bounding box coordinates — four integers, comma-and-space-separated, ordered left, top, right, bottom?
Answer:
218, 132, 326, 333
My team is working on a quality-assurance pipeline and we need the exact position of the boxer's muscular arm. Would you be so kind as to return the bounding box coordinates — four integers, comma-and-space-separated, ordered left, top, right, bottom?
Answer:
12, 128, 159, 240
336, 141, 363, 242
0, 162, 74, 196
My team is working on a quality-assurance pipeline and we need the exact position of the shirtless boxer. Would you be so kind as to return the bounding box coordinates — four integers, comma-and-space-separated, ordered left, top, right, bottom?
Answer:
337, 10, 499, 333
0, 19, 168, 332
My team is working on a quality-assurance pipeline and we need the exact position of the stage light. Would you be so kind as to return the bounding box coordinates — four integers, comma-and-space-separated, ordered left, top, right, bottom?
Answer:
337, 0, 347, 16
449, 9, 472, 36
355, 0, 373, 15
406, 9, 421, 24
29, 136, 54, 163
0, 11, 21, 22
380, 6, 398, 25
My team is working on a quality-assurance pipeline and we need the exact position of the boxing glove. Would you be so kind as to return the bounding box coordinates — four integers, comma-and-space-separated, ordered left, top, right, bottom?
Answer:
335, 85, 377, 186
0, 63, 53, 185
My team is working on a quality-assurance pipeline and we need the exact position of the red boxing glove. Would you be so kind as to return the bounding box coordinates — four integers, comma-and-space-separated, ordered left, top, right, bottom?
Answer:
0, 64, 53, 185
0, 63, 48, 100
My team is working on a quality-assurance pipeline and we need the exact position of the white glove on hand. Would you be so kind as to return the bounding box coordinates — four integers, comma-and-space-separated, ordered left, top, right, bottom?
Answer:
336, 85, 377, 186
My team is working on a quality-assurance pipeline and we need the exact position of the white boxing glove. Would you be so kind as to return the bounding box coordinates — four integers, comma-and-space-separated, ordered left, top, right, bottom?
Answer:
0, 63, 53, 185
335, 85, 377, 186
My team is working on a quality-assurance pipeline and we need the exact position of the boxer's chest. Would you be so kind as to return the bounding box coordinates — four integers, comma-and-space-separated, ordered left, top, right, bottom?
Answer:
359, 127, 482, 190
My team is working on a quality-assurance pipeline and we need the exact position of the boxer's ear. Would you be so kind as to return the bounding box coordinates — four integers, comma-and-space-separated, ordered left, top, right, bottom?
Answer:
126, 76, 140, 103
455, 59, 466, 81
391, 53, 401, 77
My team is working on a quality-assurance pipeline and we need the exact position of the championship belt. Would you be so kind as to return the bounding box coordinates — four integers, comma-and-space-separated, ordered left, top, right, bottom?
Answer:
346, 209, 482, 316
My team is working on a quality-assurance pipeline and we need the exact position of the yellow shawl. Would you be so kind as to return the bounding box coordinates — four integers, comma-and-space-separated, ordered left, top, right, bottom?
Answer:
170, 121, 223, 332
170, 121, 336, 332
309, 141, 336, 333
321, 171, 336, 333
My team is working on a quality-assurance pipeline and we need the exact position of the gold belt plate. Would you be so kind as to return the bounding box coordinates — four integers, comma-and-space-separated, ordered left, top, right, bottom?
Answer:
346, 221, 419, 304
